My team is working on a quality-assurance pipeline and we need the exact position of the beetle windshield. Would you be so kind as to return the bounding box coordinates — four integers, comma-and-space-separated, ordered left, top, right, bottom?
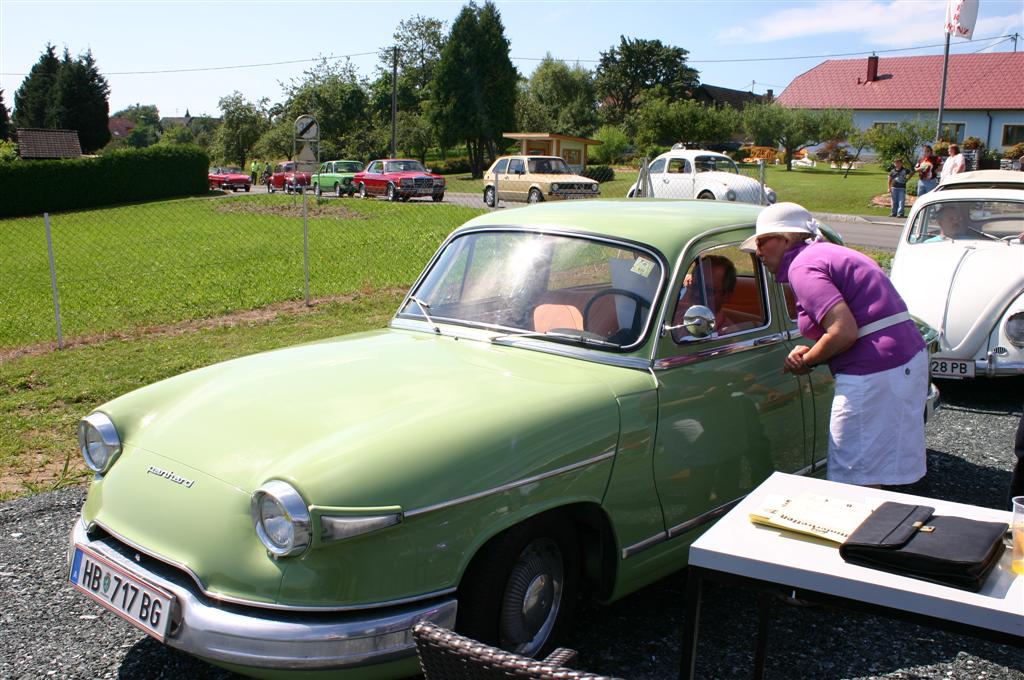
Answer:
693, 156, 739, 174
527, 158, 571, 174
403, 231, 663, 349
907, 200, 1024, 243
385, 160, 427, 173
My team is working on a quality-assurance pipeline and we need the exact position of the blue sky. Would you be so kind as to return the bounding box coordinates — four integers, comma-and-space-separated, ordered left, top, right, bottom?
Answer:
1, 0, 1022, 118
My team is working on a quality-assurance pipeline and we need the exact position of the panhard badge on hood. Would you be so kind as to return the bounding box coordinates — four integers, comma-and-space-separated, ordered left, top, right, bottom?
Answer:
146, 465, 196, 489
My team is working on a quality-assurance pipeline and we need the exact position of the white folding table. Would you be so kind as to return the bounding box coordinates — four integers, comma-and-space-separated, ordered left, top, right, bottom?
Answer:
679, 472, 1023, 679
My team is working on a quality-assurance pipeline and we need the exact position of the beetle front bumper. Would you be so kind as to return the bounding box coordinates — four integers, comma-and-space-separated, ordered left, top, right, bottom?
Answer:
69, 519, 457, 671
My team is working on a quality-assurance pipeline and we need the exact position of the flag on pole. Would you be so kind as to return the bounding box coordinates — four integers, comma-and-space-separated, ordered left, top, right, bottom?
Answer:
945, 0, 980, 39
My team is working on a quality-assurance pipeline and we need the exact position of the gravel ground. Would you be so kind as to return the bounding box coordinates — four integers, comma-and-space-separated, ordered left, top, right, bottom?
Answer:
1, 377, 1021, 680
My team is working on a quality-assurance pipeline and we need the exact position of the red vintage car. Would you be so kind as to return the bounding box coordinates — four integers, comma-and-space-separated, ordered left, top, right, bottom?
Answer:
208, 166, 252, 192
354, 159, 445, 202
267, 161, 312, 194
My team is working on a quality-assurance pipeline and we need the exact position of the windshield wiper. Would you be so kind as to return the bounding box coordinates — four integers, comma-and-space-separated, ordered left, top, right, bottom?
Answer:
490, 328, 619, 348
407, 296, 440, 334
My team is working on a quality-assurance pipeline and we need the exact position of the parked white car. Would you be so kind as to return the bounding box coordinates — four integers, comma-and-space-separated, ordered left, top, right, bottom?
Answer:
627, 147, 776, 205
890, 170, 1024, 379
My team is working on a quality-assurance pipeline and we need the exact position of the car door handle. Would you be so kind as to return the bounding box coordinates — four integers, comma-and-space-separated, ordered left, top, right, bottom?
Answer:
753, 333, 784, 346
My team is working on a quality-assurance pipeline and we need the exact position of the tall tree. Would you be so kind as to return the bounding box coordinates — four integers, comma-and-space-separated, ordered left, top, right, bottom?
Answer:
212, 92, 268, 165
519, 55, 598, 137
743, 103, 852, 170
595, 36, 699, 125
633, 98, 740, 152
12, 44, 60, 130
53, 49, 110, 152
0, 90, 10, 140
114, 104, 162, 148
281, 58, 371, 154
431, 1, 517, 177
851, 119, 935, 168
378, 15, 446, 106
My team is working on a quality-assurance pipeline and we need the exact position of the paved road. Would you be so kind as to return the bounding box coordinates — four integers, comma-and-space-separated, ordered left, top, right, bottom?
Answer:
2, 378, 1021, 679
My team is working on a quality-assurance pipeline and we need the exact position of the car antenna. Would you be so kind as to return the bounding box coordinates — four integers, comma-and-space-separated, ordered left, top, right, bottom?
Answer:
408, 296, 441, 334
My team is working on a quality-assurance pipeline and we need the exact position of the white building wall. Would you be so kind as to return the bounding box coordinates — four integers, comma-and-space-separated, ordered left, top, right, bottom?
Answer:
852, 110, 1024, 151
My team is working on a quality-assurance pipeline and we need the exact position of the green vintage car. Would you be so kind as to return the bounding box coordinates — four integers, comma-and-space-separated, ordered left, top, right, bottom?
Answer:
70, 200, 855, 678
313, 159, 364, 197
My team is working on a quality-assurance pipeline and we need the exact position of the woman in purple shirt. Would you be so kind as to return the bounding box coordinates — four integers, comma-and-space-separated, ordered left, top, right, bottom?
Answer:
740, 203, 927, 487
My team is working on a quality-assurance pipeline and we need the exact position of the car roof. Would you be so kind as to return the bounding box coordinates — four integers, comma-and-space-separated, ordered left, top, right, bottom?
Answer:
454, 199, 763, 263
911, 186, 1024, 213
933, 169, 1024, 192
655, 149, 731, 160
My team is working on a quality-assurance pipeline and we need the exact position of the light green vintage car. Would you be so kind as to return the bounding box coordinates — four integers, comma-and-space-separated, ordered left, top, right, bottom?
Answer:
313, 160, 364, 197
70, 200, 851, 678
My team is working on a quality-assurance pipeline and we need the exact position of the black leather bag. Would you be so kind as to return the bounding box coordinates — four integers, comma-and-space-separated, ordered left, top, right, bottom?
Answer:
839, 502, 1008, 591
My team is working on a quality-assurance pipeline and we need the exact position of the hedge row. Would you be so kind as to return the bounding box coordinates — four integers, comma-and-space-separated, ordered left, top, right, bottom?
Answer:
581, 165, 615, 183
0, 145, 209, 218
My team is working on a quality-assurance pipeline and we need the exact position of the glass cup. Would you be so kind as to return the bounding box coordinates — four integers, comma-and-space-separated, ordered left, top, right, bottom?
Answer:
1013, 496, 1024, 576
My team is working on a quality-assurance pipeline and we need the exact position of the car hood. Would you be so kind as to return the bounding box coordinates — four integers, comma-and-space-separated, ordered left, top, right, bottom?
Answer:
893, 241, 1024, 354
388, 171, 442, 180
98, 329, 643, 508
213, 172, 249, 181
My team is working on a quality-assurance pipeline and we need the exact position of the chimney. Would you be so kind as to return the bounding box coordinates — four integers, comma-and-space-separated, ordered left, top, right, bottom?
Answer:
866, 55, 879, 82
765, 89, 773, 102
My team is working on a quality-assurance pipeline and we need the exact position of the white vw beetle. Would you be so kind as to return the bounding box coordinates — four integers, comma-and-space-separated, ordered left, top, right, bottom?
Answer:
627, 146, 777, 205
890, 170, 1024, 379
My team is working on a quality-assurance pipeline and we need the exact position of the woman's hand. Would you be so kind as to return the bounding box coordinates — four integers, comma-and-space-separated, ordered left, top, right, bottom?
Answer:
783, 345, 813, 374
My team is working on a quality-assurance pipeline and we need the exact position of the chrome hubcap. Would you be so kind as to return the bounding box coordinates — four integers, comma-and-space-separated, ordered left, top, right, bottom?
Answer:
499, 538, 562, 657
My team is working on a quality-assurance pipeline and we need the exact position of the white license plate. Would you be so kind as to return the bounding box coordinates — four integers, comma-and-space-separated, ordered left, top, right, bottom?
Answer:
930, 358, 975, 378
69, 545, 174, 641
560, 194, 590, 200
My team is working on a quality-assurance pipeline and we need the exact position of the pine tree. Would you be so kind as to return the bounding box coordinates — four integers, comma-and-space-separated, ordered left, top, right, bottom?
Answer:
12, 44, 60, 129
0, 89, 10, 140
54, 49, 110, 152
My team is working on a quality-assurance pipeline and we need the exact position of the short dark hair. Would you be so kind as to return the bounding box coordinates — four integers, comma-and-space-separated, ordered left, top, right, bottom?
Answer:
949, 143, 960, 153
700, 255, 737, 294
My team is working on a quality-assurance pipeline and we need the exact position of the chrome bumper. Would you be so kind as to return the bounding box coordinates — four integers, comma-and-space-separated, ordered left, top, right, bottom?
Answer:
70, 519, 457, 671
977, 352, 1024, 378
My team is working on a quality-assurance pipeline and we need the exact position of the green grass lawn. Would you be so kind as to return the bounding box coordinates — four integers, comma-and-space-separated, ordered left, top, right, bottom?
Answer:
444, 163, 897, 216
0, 195, 484, 349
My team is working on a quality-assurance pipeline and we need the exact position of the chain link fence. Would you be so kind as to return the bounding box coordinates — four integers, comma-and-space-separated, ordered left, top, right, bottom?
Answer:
1, 192, 485, 352
629, 155, 771, 204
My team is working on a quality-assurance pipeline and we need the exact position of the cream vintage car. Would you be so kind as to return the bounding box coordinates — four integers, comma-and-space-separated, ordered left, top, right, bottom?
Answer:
482, 155, 600, 206
890, 170, 1024, 379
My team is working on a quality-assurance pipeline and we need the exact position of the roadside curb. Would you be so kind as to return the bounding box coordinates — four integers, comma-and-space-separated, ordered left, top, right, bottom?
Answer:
814, 211, 904, 227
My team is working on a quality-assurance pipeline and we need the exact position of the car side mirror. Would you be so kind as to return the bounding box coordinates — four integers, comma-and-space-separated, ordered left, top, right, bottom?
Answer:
426, 168, 433, 173
663, 305, 716, 339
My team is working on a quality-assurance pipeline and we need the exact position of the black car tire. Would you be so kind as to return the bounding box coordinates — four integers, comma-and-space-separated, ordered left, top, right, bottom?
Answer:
244, 186, 250, 192
314, 183, 322, 197
456, 516, 579, 659
432, 193, 444, 203
528, 188, 543, 204
268, 182, 275, 194
358, 183, 368, 199
335, 183, 342, 198
697, 191, 715, 200
387, 183, 398, 202
484, 186, 496, 207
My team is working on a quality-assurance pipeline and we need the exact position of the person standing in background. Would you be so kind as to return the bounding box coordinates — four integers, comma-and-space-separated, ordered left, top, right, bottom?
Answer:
915, 144, 940, 196
940, 143, 965, 181
887, 158, 912, 218
250, 159, 259, 185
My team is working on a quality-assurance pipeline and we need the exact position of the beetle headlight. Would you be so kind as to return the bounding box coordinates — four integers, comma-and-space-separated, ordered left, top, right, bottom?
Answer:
78, 413, 121, 473
765, 187, 777, 204
252, 481, 311, 557
1005, 311, 1024, 347
726, 189, 737, 201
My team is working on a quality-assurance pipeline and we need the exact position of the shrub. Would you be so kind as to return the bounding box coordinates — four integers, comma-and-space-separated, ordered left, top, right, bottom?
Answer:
581, 165, 615, 183
962, 136, 984, 150
933, 141, 950, 157
0, 145, 208, 218
1004, 142, 1024, 160
591, 125, 630, 165
431, 157, 472, 174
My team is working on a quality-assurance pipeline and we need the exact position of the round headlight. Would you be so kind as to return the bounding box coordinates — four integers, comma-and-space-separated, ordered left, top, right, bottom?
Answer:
1005, 311, 1024, 347
726, 189, 737, 201
78, 413, 121, 473
765, 187, 777, 204
591, 184, 599, 192
252, 480, 311, 557
551, 183, 560, 191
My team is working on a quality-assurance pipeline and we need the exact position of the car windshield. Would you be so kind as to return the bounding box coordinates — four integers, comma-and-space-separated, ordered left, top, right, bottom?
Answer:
693, 156, 739, 174
403, 230, 663, 349
527, 158, 571, 174
908, 200, 1024, 243
337, 161, 363, 172
385, 160, 427, 173
223, 167, 243, 174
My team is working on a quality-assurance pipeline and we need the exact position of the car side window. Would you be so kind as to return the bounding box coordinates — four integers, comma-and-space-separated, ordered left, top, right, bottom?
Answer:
668, 159, 691, 174
648, 159, 666, 174
493, 158, 509, 174
672, 245, 769, 343
508, 159, 525, 174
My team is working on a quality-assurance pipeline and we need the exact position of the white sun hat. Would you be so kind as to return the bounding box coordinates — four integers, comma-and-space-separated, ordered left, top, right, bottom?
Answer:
739, 202, 822, 252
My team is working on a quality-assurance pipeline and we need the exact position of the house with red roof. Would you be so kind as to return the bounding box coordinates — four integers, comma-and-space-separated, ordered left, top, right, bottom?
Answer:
777, 52, 1024, 152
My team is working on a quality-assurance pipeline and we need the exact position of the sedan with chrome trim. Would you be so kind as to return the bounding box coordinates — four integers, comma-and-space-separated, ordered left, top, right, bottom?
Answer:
890, 171, 1024, 379
68, 200, 935, 678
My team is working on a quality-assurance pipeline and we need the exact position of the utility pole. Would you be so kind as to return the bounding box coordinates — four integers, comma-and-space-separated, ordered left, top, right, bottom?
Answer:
391, 46, 398, 158
936, 31, 951, 143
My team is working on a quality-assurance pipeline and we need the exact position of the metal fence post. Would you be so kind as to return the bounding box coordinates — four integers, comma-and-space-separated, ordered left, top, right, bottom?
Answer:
302, 192, 311, 306
759, 160, 766, 205
641, 157, 654, 198
44, 213, 64, 349
493, 171, 499, 209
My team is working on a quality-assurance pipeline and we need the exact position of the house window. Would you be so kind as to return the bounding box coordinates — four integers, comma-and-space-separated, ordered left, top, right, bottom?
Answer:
563, 149, 582, 165
1002, 125, 1024, 147
939, 123, 965, 144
